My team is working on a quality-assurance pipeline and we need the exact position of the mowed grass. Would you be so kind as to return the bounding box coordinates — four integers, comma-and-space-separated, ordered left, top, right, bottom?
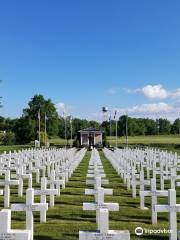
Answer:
0, 151, 93, 240
99, 151, 172, 240
49, 138, 68, 146
0, 144, 32, 153
0, 149, 180, 239
107, 135, 180, 145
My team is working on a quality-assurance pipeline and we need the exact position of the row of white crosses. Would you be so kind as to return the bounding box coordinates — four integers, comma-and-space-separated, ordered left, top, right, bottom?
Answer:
103, 147, 180, 240
0, 147, 87, 240
79, 148, 130, 240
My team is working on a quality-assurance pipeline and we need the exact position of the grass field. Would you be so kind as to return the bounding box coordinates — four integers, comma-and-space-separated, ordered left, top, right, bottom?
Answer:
1, 150, 179, 239
0, 144, 33, 153
49, 137, 69, 146
107, 135, 180, 145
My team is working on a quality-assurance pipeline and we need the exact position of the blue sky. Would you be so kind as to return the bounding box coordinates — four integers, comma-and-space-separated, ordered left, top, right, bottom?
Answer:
0, 0, 180, 121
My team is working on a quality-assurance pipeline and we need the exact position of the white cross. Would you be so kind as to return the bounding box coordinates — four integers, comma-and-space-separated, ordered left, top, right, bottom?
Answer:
11, 188, 48, 240
47, 170, 64, 199
154, 189, 180, 240
27, 162, 40, 184
140, 178, 168, 224
0, 169, 19, 208
83, 188, 119, 228
86, 176, 109, 189
34, 177, 58, 222
79, 208, 130, 240
17, 165, 32, 197
131, 170, 150, 198
0, 209, 31, 240
163, 168, 180, 189
86, 171, 106, 179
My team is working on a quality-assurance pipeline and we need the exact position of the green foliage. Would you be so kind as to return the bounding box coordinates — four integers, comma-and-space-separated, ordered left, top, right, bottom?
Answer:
2, 131, 16, 145
13, 116, 36, 144
103, 116, 175, 137
158, 118, 171, 134
0, 92, 179, 146
39, 131, 48, 146
23, 94, 59, 137
171, 118, 180, 134
13, 94, 59, 144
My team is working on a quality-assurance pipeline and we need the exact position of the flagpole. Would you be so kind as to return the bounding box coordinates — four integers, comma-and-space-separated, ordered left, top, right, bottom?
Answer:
126, 114, 128, 147
64, 113, 67, 147
70, 116, 73, 148
109, 113, 112, 146
45, 112, 47, 147
38, 109, 41, 147
116, 117, 118, 148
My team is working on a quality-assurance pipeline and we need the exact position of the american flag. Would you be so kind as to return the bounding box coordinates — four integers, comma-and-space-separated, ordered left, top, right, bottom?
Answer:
114, 110, 117, 120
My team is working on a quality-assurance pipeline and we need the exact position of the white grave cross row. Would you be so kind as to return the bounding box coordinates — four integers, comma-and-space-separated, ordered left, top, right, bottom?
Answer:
16, 165, 32, 197
79, 208, 130, 240
0, 209, 31, 240
140, 178, 168, 224
154, 189, 180, 240
86, 176, 109, 189
47, 170, 64, 197
0, 169, 19, 208
34, 177, 58, 222
11, 188, 48, 240
83, 188, 119, 227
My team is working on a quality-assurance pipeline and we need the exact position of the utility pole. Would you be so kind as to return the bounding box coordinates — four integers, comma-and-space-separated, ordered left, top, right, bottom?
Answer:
38, 109, 41, 147
70, 116, 73, 148
109, 112, 112, 146
115, 118, 118, 148
44, 112, 47, 147
64, 112, 67, 147
114, 110, 118, 148
125, 114, 128, 147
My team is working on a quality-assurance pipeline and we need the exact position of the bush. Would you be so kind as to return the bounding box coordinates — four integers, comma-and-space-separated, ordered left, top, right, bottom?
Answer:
2, 131, 16, 145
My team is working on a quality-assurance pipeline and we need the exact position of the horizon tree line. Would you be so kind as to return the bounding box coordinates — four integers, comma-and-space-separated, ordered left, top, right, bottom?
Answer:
0, 94, 179, 145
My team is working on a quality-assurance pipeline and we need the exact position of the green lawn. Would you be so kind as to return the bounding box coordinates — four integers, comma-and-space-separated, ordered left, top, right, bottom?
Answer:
0, 144, 32, 153
1, 150, 179, 239
49, 137, 69, 146
107, 135, 180, 146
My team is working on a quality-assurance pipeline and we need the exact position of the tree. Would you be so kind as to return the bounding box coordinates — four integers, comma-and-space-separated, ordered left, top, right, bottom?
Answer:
14, 116, 36, 144
172, 118, 180, 134
144, 119, 157, 135
118, 115, 129, 136
2, 131, 16, 145
23, 94, 59, 139
158, 118, 171, 134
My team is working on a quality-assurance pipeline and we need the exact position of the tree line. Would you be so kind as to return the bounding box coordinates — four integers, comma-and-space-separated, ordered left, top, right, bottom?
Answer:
102, 116, 180, 137
0, 94, 179, 145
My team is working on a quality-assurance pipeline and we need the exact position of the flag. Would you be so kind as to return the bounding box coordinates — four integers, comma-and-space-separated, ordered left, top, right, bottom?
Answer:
63, 111, 65, 118
38, 110, 40, 120
70, 116, 73, 123
114, 110, 117, 120
45, 113, 48, 121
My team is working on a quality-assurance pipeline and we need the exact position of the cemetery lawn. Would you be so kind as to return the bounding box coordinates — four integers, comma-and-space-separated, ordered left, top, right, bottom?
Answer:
1, 149, 180, 239
107, 134, 180, 146
0, 144, 32, 153
49, 137, 68, 146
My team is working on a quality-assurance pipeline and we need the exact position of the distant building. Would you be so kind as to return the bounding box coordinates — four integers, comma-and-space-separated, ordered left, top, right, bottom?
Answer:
78, 127, 103, 147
